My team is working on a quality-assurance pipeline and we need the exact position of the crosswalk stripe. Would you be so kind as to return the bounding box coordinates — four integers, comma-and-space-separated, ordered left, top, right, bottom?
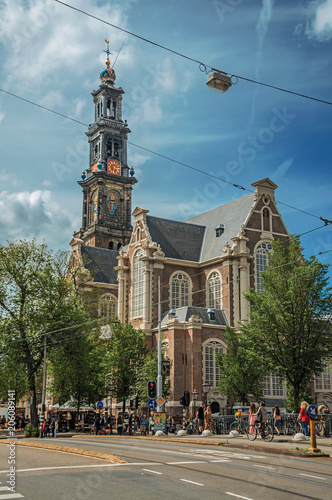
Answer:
0, 494, 24, 499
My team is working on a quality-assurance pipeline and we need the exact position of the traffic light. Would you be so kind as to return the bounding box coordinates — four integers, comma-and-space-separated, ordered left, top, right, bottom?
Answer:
147, 380, 157, 399
184, 391, 190, 407
180, 394, 185, 406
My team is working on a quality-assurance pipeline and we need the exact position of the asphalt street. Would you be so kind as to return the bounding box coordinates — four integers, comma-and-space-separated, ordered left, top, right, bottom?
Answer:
0, 436, 331, 499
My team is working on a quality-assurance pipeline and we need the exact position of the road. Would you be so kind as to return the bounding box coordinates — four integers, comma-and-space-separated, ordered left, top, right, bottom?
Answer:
0, 436, 331, 499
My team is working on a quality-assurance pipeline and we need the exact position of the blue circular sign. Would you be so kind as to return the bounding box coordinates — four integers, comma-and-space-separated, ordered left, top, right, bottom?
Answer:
148, 399, 157, 410
96, 401, 104, 410
307, 404, 318, 419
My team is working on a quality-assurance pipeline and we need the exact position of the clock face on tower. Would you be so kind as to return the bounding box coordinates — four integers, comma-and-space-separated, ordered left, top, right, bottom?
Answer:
107, 160, 121, 175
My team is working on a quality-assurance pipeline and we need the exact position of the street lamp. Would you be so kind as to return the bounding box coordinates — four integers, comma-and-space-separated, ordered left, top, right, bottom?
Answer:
202, 382, 211, 407
192, 389, 198, 419
207, 71, 232, 94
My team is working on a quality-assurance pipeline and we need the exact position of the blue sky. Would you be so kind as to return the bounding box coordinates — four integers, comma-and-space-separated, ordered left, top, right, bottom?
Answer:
0, 0, 331, 276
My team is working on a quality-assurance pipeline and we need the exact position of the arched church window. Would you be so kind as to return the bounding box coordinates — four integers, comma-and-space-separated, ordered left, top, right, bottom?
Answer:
133, 249, 143, 318
207, 271, 222, 309
112, 100, 116, 119
117, 242, 122, 251
107, 100, 111, 116
108, 241, 113, 250
203, 340, 224, 387
99, 294, 117, 325
114, 142, 120, 157
255, 242, 273, 292
170, 272, 191, 309
106, 139, 112, 157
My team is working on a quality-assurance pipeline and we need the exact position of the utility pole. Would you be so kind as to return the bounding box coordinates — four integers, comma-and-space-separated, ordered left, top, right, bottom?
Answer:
39, 335, 47, 438
157, 276, 162, 411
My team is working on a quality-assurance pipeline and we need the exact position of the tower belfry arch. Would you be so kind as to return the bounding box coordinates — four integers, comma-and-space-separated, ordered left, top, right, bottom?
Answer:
74, 42, 137, 250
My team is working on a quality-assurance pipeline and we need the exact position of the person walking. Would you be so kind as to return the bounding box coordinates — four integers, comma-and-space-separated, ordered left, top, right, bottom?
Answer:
54, 419, 58, 438
297, 401, 310, 437
204, 405, 213, 432
273, 405, 282, 436
196, 402, 205, 435
117, 414, 123, 435
50, 418, 55, 438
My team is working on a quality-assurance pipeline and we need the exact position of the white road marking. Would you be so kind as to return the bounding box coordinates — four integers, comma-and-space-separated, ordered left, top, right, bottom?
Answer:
209, 459, 231, 462
299, 473, 326, 480
142, 469, 163, 475
180, 479, 204, 486
166, 461, 206, 465
225, 493, 254, 500
254, 465, 276, 470
0, 494, 24, 499
0, 463, 162, 473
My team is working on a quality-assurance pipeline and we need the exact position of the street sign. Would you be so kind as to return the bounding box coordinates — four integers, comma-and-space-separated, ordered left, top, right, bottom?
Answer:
148, 399, 157, 410
162, 360, 170, 376
156, 396, 166, 407
307, 404, 318, 419
96, 401, 103, 410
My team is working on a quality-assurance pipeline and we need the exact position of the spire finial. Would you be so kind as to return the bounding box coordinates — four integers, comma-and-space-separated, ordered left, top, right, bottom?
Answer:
103, 39, 112, 67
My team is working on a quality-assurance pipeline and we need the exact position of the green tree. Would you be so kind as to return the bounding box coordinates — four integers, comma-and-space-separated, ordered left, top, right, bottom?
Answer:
105, 321, 148, 413
0, 239, 88, 427
242, 236, 332, 412
216, 327, 267, 405
49, 326, 106, 423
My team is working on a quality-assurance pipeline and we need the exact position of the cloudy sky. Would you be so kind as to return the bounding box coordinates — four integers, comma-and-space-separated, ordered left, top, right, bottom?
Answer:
0, 0, 331, 275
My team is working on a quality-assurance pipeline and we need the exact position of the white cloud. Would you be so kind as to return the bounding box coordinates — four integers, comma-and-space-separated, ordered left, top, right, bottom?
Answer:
0, 190, 79, 249
0, 111, 5, 125
38, 90, 64, 109
305, 0, 332, 41
72, 98, 86, 118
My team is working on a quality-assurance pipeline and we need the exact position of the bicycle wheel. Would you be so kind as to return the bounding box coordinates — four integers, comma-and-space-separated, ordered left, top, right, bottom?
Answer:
294, 421, 302, 434
186, 424, 194, 435
247, 424, 257, 441
315, 421, 324, 437
211, 422, 217, 434
262, 424, 274, 442
230, 422, 240, 433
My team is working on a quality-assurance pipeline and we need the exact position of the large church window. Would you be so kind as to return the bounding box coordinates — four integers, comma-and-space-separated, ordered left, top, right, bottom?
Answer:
207, 271, 222, 309
170, 273, 191, 309
133, 249, 143, 318
255, 242, 272, 292
203, 340, 224, 387
315, 363, 331, 391
99, 294, 117, 325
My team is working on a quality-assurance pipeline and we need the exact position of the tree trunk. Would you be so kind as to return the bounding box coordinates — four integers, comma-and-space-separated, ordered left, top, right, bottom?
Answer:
293, 382, 300, 413
122, 399, 126, 414
29, 387, 38, 428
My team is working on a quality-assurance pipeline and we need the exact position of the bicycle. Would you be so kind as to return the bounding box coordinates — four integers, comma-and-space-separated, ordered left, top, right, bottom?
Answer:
247, 421, 274, 442
230, 417, 248, 435
186, 419, 199, 435
315, 419, 325, 437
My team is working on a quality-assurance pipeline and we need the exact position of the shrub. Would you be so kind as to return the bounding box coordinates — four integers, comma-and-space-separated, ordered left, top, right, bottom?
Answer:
24, 422, 39, 438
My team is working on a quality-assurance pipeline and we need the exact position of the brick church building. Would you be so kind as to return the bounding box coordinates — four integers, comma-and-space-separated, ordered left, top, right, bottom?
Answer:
70, 47, 332, 416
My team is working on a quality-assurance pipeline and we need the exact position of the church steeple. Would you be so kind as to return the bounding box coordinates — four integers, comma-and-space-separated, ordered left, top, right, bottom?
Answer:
74, 42, 137, 250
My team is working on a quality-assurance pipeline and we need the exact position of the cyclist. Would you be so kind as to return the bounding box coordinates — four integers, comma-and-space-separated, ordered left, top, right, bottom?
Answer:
253, 401, 267, 428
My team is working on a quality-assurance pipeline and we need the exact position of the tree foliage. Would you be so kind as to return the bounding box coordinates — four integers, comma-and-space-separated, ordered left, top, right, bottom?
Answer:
0, 240, 87, 427
242, 236, 332, 412
105, 321, 148, 412
48, 322, 106, 421
216, 327, 267, 405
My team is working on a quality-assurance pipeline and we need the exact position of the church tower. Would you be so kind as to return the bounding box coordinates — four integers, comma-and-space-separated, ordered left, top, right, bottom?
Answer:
74, 41, 137, 250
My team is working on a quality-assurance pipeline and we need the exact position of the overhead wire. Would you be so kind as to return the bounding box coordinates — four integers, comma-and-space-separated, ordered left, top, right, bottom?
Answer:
0, 86, 330, 227
54, 0, 332, 106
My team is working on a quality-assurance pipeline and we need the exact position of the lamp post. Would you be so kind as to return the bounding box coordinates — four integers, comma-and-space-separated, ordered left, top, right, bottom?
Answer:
202, 382, 211, 407
192, 389, 198, 419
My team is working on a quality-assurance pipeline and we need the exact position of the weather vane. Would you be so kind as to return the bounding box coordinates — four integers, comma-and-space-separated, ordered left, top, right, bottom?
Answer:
103, 39, 113, 66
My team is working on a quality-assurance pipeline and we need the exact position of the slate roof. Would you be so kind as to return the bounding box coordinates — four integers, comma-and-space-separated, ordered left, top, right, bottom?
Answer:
186, 193, 256, 261
81, 245, 118, 284
160, 307, 229, 327
146, 215, 205, 262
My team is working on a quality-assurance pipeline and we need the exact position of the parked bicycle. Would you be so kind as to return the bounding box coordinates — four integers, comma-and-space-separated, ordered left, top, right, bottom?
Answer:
247, 421, 274, 442
230, 416, 248, 435
281, 414, 301, 435
186, 419, 199, 435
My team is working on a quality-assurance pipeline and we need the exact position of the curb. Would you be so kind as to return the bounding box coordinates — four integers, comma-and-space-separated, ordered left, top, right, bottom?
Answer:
4, 440, 126, 463
69, 434, 330, 459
